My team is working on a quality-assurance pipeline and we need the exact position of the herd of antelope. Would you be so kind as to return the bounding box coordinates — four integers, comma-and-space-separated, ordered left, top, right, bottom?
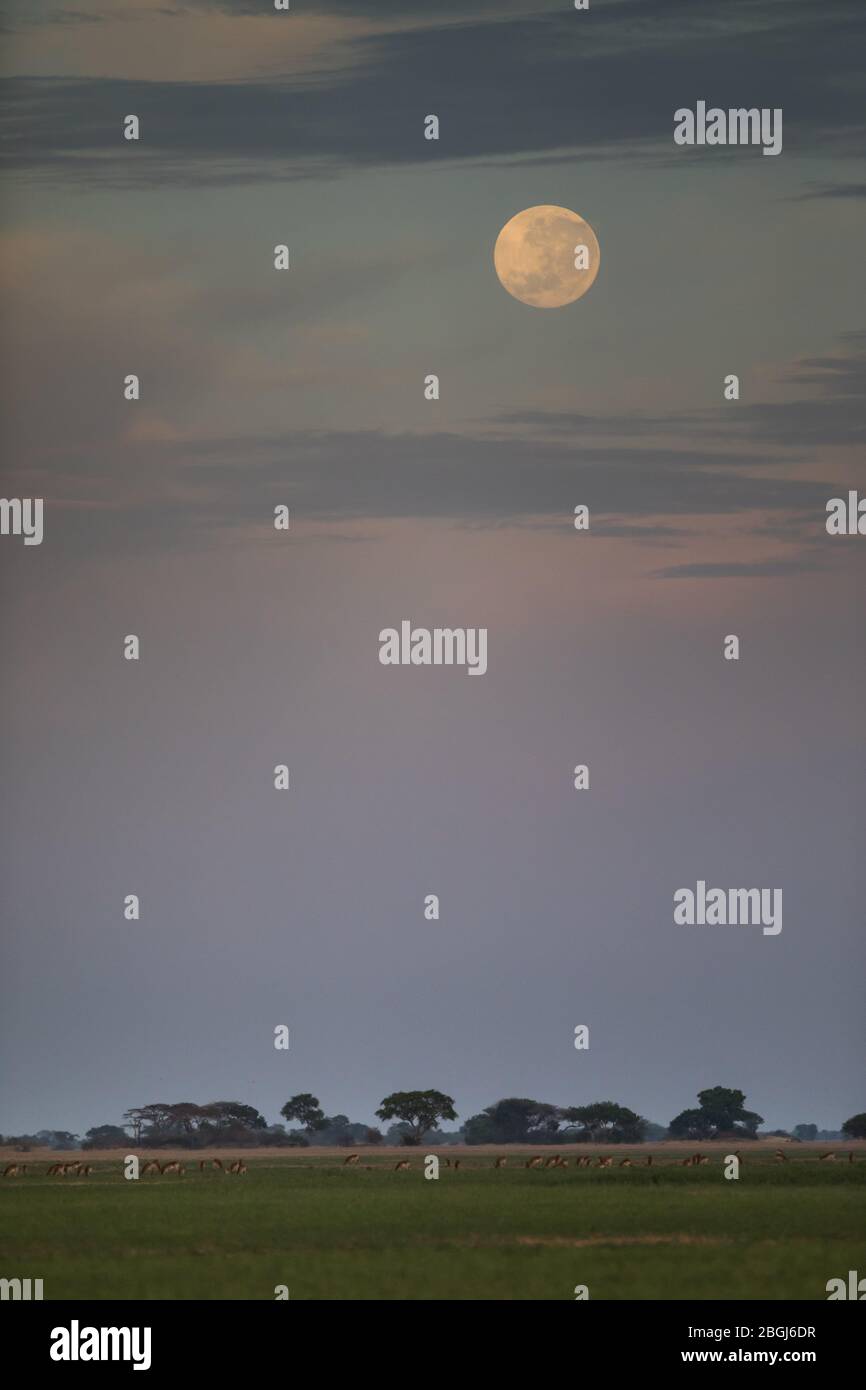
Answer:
1, 1158, 248, 1177
344, 1147, 859, 1173
2, 1149, 858, 1179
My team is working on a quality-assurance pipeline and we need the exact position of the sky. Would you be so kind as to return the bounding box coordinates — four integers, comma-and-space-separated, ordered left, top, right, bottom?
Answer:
0, 0, 864, 1139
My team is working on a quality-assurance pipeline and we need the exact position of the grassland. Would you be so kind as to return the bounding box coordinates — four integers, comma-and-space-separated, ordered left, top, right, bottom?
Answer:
2, 1143, 864, 1300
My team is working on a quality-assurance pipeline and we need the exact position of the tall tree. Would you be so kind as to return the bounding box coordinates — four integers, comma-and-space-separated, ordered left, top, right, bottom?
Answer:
280, 1094, 325, 1131
561, 1101, 645, 1144
842, 1113, 866, 1139
463, 1098, 559, 1145
376, 1090, 457, 1145
83, 1125, 128, 1149
670, 1087, 763, 1140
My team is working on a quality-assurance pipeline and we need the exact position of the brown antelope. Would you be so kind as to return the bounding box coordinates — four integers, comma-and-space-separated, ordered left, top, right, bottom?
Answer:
198, 1160, 208, 1172
212, 1158, 224, 1171
452, 1159, 461, 1170
47, 1162, 63, 1176
597, 1156, 612, 1168
2, 1163, 21, 1177
81, 1165, 93, 1176
819, 1152, 836, 1162
544, 1155, 562, 1168
493, 1156, 507, 1168
62, 1162, 81, 1176
526, 1155, 543, 1169
394, 1160, 411, 1172
227, 1160, 247, 1175
697, 1155, 709, 1165
343, 1154, 360, 1165
141, 1160, 161, 1175
619, 1158, 633, 1168
849, 1152, 855, 1164
162, 1161, 184, 1175
644, 1155, 653, 1167
774, 1149, 788, 1163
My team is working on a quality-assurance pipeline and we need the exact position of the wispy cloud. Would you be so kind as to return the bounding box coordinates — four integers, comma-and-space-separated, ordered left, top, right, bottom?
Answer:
4, 0, 864, 186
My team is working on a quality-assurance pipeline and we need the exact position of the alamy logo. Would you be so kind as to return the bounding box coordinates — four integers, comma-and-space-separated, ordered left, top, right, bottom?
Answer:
0, 498, 43, 545
0, 1277, 43, 1300
674, 103, 782, 156
826, 492, 866, 535
674, 881, 782, 936
379, 621, 487, 675
50, 1321, 152, 1371
826, 1270, 865, 1300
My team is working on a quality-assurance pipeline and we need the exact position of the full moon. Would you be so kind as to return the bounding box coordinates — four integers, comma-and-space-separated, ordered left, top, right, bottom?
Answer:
494, 205, 600, 308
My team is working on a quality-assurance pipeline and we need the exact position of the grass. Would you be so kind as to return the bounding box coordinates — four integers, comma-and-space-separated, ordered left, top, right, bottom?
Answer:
2, 1150, 864, 1300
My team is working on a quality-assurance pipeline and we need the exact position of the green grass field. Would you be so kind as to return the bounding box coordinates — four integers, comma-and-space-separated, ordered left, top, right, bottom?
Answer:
2, 1150, 864, 1300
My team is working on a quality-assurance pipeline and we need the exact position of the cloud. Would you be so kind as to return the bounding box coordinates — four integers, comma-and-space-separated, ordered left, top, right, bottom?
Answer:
792, 182, 866, 201
496, 333, 866, 451
3, 0, 864, 186
651, 558, 825, 580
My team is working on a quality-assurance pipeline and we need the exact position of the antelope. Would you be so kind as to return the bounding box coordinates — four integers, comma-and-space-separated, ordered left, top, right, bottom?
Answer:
47, 1162, 63, 1176
343, 1154, 360, 1165
212, 1158, 224, 1171
644, 1155, 653, 1167
526, 1155, 543, 1169
2, 1163, 21, 1177
619, 1158, 633, 1168
596, 1156, 612, 1169
849, 1152, 855, 1165
544, 1155, 562, 1168
394, 1160, 411, 1171
774, 1149, 788, 1163
141, 1160, 161, 1175
81, 1165, 93, 1176
680, 1157, 693, 1167
162, 1161, 184, 1175
228, 1160, 247, 1175
493, 1156, 507, 1168
697, 1155, 710, 1166
452, 1159, 461, 1170
198, 1160, 208, 1172
819, 1152, 836, 1162
62, 1162, 82, 1176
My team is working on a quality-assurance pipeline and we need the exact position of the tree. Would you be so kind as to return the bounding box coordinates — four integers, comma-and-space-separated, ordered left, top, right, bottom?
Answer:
36, 1130, 79, 1150
670, 1087, 764, 1141
793, 1124, 818, 1142
201, 1102, 267, 1132
82, 1125, 128, 1150
668, 1108, 713, 1141
463, 1098, 559, 1145
280, 1094, 325, 1131
376, 1090, 457, 1145
842, 1113, 866, 1139
561, 1101, 645, 1145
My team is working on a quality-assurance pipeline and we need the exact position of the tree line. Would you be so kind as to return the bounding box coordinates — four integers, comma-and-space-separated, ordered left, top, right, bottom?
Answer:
3, 1087, 864, 1151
